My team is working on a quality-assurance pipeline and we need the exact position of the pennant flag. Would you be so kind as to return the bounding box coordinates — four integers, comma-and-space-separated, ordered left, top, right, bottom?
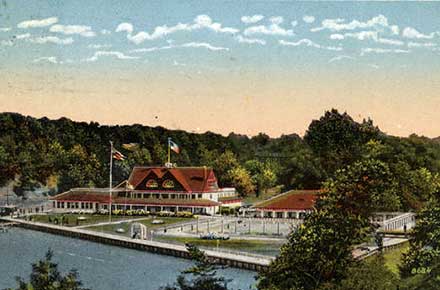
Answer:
169, 140, 180, 154
112, 149, 126, 160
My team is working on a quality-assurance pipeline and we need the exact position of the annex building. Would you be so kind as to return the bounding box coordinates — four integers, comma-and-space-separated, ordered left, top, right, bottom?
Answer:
249, 190, 321, 219
51, 166, 241, 215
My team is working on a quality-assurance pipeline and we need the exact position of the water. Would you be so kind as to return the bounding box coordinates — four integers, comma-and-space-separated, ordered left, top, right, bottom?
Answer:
0, 228, 256, 290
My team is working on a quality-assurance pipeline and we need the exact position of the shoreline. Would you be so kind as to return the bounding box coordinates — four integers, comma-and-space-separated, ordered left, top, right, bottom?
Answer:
1, 217, 271, 272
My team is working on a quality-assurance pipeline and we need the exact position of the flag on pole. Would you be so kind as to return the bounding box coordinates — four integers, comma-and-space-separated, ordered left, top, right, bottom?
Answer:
169, 140, 180, 154
112, 149, 126, 160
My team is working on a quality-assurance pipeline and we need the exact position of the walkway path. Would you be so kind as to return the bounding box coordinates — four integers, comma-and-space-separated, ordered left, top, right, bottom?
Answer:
74, 217, 150, 229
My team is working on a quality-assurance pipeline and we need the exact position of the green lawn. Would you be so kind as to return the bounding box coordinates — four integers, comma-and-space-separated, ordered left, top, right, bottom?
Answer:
156, 235, 283, 256
26, 214, 136, 227
84, 217, 193, 236
383, 242, 409, 274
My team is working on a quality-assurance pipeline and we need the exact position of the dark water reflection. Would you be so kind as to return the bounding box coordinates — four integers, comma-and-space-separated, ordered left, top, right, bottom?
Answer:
0, 228, 256, 290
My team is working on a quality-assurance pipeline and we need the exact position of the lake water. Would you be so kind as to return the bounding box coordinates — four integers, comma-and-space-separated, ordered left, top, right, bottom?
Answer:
0, 228, 256, 290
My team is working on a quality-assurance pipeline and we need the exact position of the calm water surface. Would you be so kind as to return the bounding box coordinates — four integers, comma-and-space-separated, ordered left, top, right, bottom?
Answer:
0, 228, 256, 290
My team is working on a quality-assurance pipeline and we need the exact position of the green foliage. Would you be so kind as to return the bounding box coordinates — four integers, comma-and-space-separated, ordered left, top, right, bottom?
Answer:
226, 166, 255, 197
401, 199, 440, 277
400, 257, 440, 290
304, 109, 380, 175
2, 111, 440, 207
244, 160, 277, 196
258, 159, 399, 290
5, 249, 89, 290
161, 244, 229, 290
331, 257, 399, 290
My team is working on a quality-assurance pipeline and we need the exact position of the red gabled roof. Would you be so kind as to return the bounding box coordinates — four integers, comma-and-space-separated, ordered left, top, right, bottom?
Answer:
128, 166, 219, 193
254, 190, 321, 211
51, 189, 111, 203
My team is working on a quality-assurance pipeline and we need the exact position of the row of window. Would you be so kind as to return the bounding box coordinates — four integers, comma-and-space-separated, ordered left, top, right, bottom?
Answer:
54, 201, 96, 209
117, 192, 206, 200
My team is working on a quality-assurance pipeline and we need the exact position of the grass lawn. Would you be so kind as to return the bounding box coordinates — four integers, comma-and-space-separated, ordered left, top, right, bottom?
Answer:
156, 235, 283, 256
382, 242, 409, 274
27, 214, 135, 227
84, 217, 193, 236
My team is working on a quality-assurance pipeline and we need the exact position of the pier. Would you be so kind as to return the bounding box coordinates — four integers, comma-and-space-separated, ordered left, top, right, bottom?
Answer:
0, 217, 271, 271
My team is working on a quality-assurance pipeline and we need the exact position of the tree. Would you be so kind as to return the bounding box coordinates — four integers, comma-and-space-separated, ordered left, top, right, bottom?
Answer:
401, 199, 440, 278
332, 257, 398, 290
244, 160, 277, 197
57, 145, 102, 192
304, 109, 380, 176
6, 249, 89, 290
258, 159, 399, 290
226, 166, 255, 197
161, 244, 229, 290
401, 257, 440, 290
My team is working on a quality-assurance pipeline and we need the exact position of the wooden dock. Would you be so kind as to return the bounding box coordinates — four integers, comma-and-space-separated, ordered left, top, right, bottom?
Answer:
0, 217, 272, 271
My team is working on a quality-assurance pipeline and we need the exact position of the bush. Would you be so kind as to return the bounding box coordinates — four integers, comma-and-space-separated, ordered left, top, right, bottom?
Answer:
176, 211, 194, 218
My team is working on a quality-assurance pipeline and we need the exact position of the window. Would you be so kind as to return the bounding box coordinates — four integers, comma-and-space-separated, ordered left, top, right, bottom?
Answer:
146, 179, 159, 188
162, 180, 174, 188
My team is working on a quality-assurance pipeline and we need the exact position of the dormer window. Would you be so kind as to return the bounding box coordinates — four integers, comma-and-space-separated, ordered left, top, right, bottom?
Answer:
162, 179, 174, 189
146, 179, 158, 188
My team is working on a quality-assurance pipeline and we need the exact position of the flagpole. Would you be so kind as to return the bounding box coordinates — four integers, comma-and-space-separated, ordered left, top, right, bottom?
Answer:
167, 137, 171, 165
109, 141, 113, 222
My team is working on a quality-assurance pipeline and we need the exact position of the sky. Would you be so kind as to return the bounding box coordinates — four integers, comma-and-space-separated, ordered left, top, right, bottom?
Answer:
0, 0, 440, 137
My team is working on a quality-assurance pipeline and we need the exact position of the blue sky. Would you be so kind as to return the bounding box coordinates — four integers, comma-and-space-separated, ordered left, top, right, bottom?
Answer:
1, 1, 440, 137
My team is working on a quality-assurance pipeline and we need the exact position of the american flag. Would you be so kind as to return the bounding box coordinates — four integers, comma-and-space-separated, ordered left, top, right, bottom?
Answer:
112, 149, 126, 160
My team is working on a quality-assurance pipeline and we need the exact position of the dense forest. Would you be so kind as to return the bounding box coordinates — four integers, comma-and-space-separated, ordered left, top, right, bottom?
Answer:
1, 109, 440, 211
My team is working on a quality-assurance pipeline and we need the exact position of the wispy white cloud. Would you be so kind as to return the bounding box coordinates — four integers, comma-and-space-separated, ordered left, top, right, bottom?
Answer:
280, 39, 319, 48
0, 27, 11, 32
101, 29, 111, 35
330, 30, 404, 46
280, 39, 342, 51
116, 15, 239, 45
15, 33, 31, 40
330, 31, 378, 41
368, 64, 379, 69
85, 51, 139, 62
244, 16, 294, 37
360, 47, 410, 55
402, 27, 435, 39
28, 36, 74, 45
130, 42, 229, 53
180, 42, 229, 51
408, 41, 437, 48
0, 40, 13, 46
17, 17, 58, 29
49, 24, 96, 37
33, 56, 58, 64
312, 15, 392, 33
328, 55, 355, 63
87, 44, 112, 49
173, 60, 186, 67
236, 35, 266, 45
377, 38, 404, 46
115, 23, 133, 34
241, 15, 264, 24
303, 15, 315, 24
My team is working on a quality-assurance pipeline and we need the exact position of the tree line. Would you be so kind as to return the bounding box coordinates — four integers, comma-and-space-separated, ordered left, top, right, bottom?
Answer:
1, 109, 440, 209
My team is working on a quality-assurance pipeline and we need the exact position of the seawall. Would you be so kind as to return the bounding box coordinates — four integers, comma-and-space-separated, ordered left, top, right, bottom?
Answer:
1, 217, 271, 272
